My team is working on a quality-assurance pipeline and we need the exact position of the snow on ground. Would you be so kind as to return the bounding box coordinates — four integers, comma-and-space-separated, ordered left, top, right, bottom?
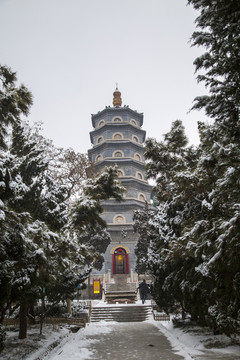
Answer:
0, 325, 70, 360
1, 300, 240, 360
92, 299, 150, 307
43, 320, 115, 360
41, 313, 240, 360
148, 316, 240, 359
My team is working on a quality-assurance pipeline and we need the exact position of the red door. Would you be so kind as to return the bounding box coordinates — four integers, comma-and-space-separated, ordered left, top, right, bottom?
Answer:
112, 248, 129, 274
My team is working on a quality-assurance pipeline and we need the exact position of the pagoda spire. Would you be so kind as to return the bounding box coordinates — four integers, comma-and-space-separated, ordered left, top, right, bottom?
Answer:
113, 85, 122, 107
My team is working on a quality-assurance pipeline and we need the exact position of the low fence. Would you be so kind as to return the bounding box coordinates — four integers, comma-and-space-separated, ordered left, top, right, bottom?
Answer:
44, 317, 87, 327
153, 310, 170, 321
3, 318, 19, 326
3, 317, 87, 327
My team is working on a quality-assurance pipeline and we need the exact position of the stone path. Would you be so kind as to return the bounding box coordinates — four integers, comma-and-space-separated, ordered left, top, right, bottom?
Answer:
83, 322, 184, 360
43, 319, 240, 360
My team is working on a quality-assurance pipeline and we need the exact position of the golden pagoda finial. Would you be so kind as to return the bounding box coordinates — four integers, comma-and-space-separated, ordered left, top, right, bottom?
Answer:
113, 85, 122, 107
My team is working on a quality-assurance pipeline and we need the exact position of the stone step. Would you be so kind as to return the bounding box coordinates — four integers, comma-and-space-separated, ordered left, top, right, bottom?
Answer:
91, 305, 151, 311
91, 317, 148, 322
90, 305, 152, 322
105, 283, 137, 292
104, 275, 138, 303
91, 307, 151, 314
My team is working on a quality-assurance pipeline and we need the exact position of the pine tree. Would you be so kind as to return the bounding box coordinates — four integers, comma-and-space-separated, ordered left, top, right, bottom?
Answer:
70, 165, 125, 270
0, 66, 34, 332
133, 203, 155, 275
143, 121, 200, 316
188, 0, 240, 128
0, 66, 81, 339
0, 65, 32, 149
0, 66, 125, 342
0, 120, 69, 338
134, 1, 240, 335
186, 0, 240, 334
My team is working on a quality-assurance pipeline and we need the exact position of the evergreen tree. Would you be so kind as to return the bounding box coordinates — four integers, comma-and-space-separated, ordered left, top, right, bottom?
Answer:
70, 165, 125, 270
78, 226, 111, 271
0, 65, 34, 332
0, 119, 70, 338
133, 203, 155, 275
140, 1, 240, 334
186, 0, 240, 334
0, 65, 125, 342
143, 121, 200, 317
0, 65, 32, 149
188, 0, 240, 127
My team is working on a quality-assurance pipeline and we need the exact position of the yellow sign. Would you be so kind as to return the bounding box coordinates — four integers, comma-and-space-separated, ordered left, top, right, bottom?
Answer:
93, 280, 100, 294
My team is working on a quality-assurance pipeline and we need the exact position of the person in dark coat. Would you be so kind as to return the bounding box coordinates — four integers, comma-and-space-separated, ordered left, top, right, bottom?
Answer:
138, 279, 149, 304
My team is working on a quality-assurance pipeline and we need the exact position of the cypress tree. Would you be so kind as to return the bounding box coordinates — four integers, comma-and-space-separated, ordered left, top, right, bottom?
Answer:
187, 0, 240, 334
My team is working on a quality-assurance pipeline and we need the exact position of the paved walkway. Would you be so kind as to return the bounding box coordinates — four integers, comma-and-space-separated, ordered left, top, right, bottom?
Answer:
83, 322, 184, 360
44, 319, 240, 360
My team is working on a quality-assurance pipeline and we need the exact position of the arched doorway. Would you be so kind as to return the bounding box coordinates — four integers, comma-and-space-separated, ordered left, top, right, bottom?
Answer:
112, 247, 129, 274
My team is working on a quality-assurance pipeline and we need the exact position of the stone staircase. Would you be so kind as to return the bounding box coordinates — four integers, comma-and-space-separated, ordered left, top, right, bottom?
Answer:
104, 274, 137, 303
90, 304, 152, 322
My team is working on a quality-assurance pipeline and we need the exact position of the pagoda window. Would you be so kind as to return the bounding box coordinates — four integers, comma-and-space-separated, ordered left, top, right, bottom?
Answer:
98, 120, 105, 127
117, 169, 124, 177
113, 132, 123, 140
132, 135, 139, 143
112, 116, 123, 122
130, 119, 138, 126
97, 136, 104, 144
138, 193, 146, 202
95, 154, 103, 162
134, 153, 142, 161
114, 214, 125, 224
113, 150, 124, 158
136, 171, 144, 180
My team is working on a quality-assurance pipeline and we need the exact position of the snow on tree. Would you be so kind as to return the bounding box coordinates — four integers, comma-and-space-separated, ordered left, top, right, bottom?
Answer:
50, 148, 89, 202
22, 121, 90, 203
0, 65, 32, 150
0, 65, 125, 341
188, 0, 240, 127
141, 121, 201, 318
0, 91, 70, 338
70, 165, 125, 271
186, 0, 240, 334
133, 203, 156, 275
136, 1, 240, 335
35, 129, 90, 202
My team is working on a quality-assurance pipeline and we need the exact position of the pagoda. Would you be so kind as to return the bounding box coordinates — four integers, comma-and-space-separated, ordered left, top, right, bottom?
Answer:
87, 88, 152, 300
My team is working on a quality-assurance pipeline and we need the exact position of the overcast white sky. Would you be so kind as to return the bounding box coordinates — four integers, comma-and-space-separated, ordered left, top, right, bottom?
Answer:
0, 0, 207, 153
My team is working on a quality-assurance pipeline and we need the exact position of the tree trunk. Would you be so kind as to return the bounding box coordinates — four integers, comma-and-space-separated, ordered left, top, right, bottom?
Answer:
0, 308, 6, 325
181, 308, 186, 320
67, 299, 72, 316
19, 302, 28, 339
28, 304, 35, 325
180, 302, 186, 320
40, 297, 45, 335
88, 275, 91, 299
